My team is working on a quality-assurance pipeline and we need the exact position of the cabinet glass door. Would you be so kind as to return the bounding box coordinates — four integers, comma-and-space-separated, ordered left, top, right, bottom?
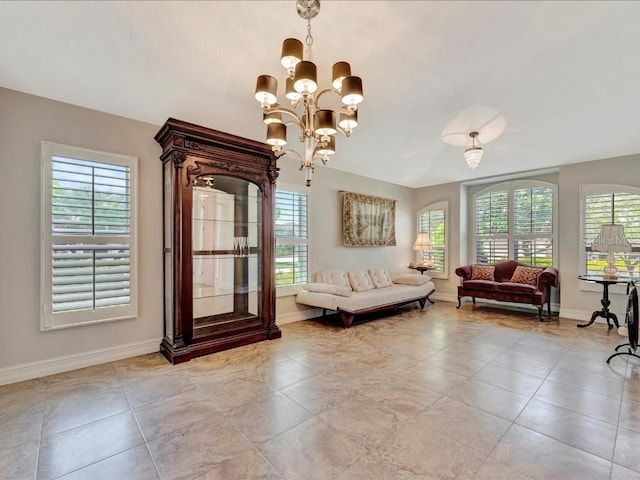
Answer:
192, 176, 261, 336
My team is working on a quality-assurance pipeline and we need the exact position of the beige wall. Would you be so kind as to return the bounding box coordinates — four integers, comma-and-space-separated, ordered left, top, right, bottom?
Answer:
558, 153, 640, 321
0, 88, 163, 377
276, 156, 414, 320
0, 87, 414, 380
413, 158, 638, 321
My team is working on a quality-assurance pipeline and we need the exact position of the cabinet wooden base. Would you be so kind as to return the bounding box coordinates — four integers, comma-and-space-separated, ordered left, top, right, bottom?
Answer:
160, 326, 282, 365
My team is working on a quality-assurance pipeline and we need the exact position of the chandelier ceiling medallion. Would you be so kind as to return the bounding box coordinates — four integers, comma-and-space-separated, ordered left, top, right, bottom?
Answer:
464, 131, 484, 169
254, 0, 363, 186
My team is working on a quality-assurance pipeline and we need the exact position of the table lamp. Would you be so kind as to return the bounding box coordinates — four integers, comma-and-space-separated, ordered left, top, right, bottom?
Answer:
592, 224, 631, 279
413, 232, 433, 267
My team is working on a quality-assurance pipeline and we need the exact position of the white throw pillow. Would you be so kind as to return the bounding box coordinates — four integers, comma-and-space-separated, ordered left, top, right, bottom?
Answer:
393, 273, 431, 286
348, 270, 375, 292
320, 269, 352, 290
368, 268, 393, 288
303, 283, 352, 297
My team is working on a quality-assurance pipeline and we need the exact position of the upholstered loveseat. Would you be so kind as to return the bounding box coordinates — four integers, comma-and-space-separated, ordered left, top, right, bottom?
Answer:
455, 260, 558, 319
296, 268, 436, 328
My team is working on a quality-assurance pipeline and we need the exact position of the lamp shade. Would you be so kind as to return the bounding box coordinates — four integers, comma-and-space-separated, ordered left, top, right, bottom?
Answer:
592, 224, 632, 252
285, 77, 302, 102
338, 111, 358, 130
293, 61, 318, 94
266, 123, 287, 146
332, 61, 351, 90
314, 110, 337, 135
316, 135, 336, 156
281, 38, 303, 70
255, 75, 278, 105
413, 232, 433, 251
263, 111, 283, 125
341, 76, 363, 106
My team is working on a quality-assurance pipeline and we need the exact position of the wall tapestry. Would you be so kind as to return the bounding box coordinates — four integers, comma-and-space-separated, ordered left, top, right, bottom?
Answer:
343, 191, 396, 246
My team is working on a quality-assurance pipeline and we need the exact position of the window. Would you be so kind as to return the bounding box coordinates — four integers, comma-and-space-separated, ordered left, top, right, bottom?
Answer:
417, 202, 447, 276
473, 180, 556, 266
581, 185, 640, 277
41, 142, 137, 330
275, 187, 308, 288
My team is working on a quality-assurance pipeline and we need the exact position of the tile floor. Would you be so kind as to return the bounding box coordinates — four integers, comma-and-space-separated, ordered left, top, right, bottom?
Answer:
3, 302, 640, 479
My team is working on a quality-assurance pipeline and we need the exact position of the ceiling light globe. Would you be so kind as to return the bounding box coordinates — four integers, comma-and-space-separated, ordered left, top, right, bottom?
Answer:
464, 147, 483, 169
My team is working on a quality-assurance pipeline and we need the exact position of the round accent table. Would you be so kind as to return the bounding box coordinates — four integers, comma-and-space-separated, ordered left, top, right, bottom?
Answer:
577, 274, 636, 329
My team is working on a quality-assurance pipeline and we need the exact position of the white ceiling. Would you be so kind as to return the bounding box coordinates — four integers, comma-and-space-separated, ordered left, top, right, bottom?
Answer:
1, 1, 639, 188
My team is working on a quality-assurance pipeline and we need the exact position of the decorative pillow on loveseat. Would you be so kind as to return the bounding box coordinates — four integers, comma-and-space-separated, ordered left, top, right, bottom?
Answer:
302, 283, 352, 297
348, 270, 375, 292
368, 268, 393, 288
510, 266, 542, 286
392, 273, 431, 286
471, 265, 495, 281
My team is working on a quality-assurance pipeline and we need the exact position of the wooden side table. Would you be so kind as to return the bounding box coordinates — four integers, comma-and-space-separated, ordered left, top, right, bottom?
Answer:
408, 265, 432, 275
577, 274, 635, 329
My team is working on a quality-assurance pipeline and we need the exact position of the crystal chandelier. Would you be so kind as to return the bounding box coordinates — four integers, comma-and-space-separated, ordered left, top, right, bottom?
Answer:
464, 131, 483, 169
254, 0, 363, 186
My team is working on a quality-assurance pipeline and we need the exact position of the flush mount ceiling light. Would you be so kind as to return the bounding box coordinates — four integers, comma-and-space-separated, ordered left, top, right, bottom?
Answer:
464, 131, 483, 169
254, 0, 363, 187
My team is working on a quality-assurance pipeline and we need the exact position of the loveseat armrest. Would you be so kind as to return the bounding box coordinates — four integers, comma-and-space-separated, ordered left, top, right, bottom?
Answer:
538, 267, 559, 289
455, 265, 473, 281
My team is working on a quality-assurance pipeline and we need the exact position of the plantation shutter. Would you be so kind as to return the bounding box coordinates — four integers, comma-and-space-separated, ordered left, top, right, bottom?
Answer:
513, 186, 554, 267
584, 192, 640, 276
51, 157, 131, 313
275, 189, 308, 287
475, 190, 509, 263
418, 209, 445, 274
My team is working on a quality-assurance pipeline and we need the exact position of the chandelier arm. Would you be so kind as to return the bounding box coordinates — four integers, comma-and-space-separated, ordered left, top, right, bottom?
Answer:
315, 88, 341, 106
265, 106, 304, 129
276, 149, 303, 162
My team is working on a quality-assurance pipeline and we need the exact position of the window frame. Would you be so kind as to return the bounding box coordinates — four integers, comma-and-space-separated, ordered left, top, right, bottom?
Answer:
274, 183, 309, 297
579, 184, 640, 294
40, 141, 138, 330
416, 201, 448, 279
472, 180, 558, 266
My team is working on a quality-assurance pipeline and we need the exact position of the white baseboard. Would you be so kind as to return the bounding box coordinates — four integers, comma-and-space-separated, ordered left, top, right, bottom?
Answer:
430, 292, 458, 303
0, 338, 161, 386
277, 308, 322, 325
559, 308, 593, 322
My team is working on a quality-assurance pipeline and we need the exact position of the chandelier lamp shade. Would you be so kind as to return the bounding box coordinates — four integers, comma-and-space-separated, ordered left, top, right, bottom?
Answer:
464, 131, 483, 169
254, 0, 363, 186
592, 224, 632, 279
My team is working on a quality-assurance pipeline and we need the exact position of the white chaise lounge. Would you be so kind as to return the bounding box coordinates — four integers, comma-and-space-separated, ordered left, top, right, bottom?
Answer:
296, 268, 436, 328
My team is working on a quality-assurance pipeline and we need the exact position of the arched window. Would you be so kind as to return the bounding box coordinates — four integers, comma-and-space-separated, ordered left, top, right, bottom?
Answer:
473, 180, 557, 266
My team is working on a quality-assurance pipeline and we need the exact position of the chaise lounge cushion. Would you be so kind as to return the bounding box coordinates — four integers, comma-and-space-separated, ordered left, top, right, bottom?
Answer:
393, 273, 432, 286
302, 283, 352, 297
368, 268, 393, 288
321, 269, 352, 291
348, 270, 375, 292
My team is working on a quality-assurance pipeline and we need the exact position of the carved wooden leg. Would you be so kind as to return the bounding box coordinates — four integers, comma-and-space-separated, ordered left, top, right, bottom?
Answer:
547, 299, 551, 316
419, 298, 426, 309
456, 297, 461, 309
537, 306, 543, 320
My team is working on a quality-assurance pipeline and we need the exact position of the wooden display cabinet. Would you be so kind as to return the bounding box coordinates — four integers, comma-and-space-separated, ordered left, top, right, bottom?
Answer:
155, 118, 281, 364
